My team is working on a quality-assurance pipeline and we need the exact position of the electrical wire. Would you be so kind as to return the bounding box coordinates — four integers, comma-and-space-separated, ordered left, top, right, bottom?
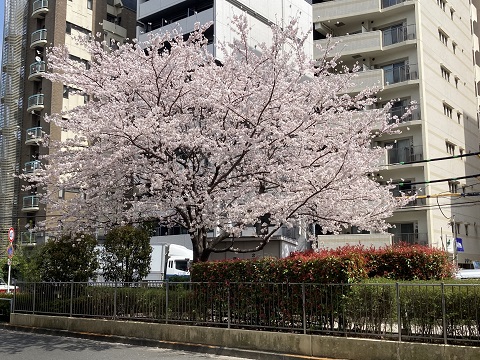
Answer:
379, 151, 480, 167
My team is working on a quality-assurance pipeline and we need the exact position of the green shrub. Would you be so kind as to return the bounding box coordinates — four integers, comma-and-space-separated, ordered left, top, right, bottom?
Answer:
0, 294, 13, 321
192, 244, 452, 284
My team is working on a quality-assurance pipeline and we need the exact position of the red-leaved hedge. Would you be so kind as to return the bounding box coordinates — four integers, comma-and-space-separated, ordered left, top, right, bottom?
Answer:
191, 244, 453, 283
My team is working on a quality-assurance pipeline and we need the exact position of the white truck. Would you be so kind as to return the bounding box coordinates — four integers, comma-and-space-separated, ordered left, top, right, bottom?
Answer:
145, 243, 193, 281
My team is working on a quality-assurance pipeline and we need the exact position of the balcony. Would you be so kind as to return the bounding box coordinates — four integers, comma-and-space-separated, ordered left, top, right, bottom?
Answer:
314, 30, 382, 59
30, 29, 47, 48
24, 160, 41, 174
392, 232, 428, 246
103, 20, 127, 39
22, 195, 40, 212
138, 7, 214, 46
20, 231, 44, 246
391, 185, 427, 207
383, 24, 416, 46
382, 0, 410, 8
32, 0, 48, 18
314, 25, 416, 60
28, 61, 46, 81
313, 0, 413, 24
344, 69, 383, 93
25, 127, 43, 145
27, 94, 44, 112
384, 63, 418, 86
386, 144, 423, 164
388, 104, 421, 124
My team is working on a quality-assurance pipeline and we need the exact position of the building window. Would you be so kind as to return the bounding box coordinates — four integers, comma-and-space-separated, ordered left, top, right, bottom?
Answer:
441, 66, 450, 81
439, 30, 448, 46
454, 76, 459, 88
443, 103, 453, 118
87, 0, 93, 10
66, 22, 72, 35
446, 141, 455, 155
457, 112, 462, 124
456, 223, 461, 235
63, 86, 69, 99
452, 42, 457, 54
450, 8, 454, 20
465, 224, 469, 236
437, 0, 446, 11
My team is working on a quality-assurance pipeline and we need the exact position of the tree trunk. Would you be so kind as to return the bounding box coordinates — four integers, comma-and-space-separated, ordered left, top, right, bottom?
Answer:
191, 228, 211, 263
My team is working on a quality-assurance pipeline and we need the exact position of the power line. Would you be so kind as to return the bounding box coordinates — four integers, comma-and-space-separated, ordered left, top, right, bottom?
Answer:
416, 192, 480, 199
381, 151, 480, 166
400, 199, 480, 211
398, 174, 480, 187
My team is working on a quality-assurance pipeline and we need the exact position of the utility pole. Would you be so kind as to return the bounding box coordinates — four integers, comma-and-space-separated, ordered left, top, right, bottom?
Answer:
452, 215, 458, 267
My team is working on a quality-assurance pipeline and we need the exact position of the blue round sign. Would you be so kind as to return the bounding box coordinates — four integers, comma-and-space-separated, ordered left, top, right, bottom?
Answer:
7, 244, 14, 259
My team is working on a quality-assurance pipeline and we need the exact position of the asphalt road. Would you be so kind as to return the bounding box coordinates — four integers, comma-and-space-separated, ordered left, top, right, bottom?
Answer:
0, 328, 246, 360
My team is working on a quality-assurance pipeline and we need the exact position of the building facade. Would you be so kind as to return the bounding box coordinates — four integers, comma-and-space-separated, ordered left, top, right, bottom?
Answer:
136, 0, 313, 59
312, 0, 480, 266
0, 0, 137, 252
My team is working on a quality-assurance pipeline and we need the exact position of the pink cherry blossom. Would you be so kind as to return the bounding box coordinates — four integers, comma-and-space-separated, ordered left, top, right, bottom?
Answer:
23, 16, 409, 262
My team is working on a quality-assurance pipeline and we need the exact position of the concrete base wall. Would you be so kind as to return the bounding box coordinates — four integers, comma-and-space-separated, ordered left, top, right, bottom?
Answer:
10, 313, 480, 360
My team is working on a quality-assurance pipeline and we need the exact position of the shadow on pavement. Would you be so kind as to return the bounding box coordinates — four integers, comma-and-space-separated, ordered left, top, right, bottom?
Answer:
0, 328, 134, 355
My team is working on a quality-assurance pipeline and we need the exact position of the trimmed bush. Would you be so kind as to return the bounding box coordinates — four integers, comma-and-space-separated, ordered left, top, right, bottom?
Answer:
191, 244, 453, 283
191, 249, 368, 284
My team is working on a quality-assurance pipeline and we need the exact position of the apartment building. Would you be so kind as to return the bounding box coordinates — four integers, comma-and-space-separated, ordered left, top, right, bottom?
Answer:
0, 0, 137, 251
312, 0, 480, 266
136, 0, 313, 59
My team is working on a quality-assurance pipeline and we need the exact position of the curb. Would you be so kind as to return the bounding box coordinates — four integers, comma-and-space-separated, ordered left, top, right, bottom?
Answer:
0, 323, 340, 360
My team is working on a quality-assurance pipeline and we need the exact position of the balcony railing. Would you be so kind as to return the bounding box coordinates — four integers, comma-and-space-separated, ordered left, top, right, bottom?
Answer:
24, 160, 41, 174
384, 64, 418, 85
25, 127, 43, 145
388, 105, 421, 124
20, 231, 44, 245
387, 144, 423, 164
314, 30, 382, 59
345, 69, 383, 93
391, 185, 427, 207
27, 94, 44, 112
31, 29, 47, 48
32, 0, 49, 18
22, 195, 40, 212
392, 232, 428, 246
382, 24, 416, 46
382, 0, 409, 9
313, 0, 380, 23
28, 61, 46, 81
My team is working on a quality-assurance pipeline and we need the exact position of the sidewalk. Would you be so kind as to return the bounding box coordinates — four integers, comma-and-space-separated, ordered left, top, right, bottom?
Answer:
1, 323, 344, 360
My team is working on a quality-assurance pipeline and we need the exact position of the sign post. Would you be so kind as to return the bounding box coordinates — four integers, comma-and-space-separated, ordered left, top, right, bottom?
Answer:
7, 227, 14, 293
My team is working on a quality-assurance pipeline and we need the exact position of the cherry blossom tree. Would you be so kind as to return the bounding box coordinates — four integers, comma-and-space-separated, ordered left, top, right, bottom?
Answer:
25, 17, 408, 262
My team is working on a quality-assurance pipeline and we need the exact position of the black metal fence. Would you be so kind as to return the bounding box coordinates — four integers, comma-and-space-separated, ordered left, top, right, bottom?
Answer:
11, 281, 480, 346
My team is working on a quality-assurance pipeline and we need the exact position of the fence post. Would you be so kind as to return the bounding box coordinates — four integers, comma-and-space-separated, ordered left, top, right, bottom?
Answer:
165, 280, 169, 324
33, 283, 36, 314
441, 283, 447, 345
396, 282, 401, 342
302, 283, 307, 335
12, 279, 16, 313
227, 284, 231, 329
114, 281, 117, 319
69, 281, 74, 317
